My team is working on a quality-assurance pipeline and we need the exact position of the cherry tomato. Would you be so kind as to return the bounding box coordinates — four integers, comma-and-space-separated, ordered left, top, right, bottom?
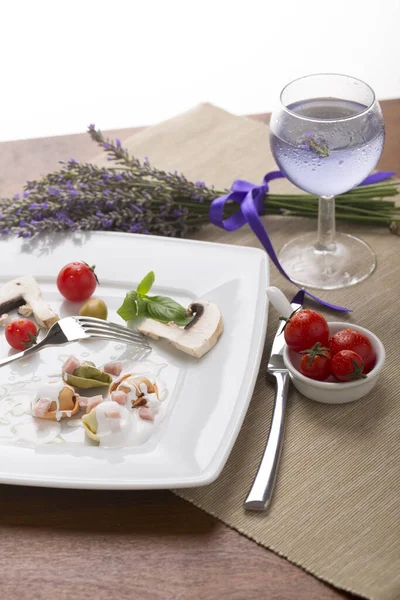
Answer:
328, 329, 376, 374
331, 350, 366, 382
299, 343, 331, 381
5, 319, 38, 350
284, 309, 329, 353
57, 261, 98, 302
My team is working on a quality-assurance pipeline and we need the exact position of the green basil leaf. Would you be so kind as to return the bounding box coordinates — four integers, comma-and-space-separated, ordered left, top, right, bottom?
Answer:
135, 295, 147, 317
117, 290, 140, 321
143, 295, 193, 326
137, 271, 155, 296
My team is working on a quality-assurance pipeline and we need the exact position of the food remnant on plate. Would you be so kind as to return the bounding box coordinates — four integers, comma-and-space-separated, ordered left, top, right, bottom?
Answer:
62, 356, 112, 388
103, 361, 123, 377
138, 406, 154, 422
82, 401, 134, 446
17, 303, 33, 317
138, 300, 223, 358
0, 275, 59, 328
82, 395, 104, 412
62, 355, 81, 374
0, 313, 9, 326
5, 318, 38, 350
57, 261, 98, 302
110, 373, 160, 409
78, 297, 108, 320
31, 382, 79, 421
80, 371, 166, 446
110, 390, 128, 405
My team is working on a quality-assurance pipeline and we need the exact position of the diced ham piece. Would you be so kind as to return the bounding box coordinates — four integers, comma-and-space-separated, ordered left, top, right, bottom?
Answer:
110, 390, 128, 405
103, 362, 123, 377
105, 405, 121, 419
32, 398, 52, 418
86, 395, 104, 412
62, 355, 81, 375
138, 407, 154, 422
78, 395, 88, 408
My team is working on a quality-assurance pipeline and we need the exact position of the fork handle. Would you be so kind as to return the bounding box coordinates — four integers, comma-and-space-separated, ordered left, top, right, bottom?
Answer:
0, 338, 48, 368
243, 371, 290, 511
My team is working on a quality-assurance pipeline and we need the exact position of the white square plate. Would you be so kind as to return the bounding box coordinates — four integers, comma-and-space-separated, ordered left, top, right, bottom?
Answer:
0, 232, 268, 489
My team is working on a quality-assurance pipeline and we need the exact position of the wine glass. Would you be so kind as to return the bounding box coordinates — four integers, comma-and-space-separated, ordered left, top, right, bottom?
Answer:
269, 73, 385, 290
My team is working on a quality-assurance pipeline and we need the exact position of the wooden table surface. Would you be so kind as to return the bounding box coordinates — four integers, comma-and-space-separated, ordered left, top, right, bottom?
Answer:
0, 100, 399, 600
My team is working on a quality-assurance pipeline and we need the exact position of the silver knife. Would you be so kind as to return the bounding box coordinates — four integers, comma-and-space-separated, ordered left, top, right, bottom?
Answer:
243, 288, 304, 511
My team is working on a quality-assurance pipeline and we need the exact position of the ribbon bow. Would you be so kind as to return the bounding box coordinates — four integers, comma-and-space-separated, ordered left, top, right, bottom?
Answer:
210, 170, 395, 312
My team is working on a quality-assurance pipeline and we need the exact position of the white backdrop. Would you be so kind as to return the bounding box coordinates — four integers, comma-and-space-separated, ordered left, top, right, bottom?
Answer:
1, 0, 399, 141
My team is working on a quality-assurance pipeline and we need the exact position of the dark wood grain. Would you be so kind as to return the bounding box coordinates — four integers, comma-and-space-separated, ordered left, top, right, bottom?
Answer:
1, 101, 397, 600
0, 486, 346, 600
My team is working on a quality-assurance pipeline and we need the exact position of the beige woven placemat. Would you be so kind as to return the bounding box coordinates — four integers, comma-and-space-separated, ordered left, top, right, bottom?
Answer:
95, 104, 400, 600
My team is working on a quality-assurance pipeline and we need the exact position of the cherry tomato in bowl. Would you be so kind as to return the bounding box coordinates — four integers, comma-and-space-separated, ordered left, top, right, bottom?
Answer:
331, 350, 366, 382
284, 309, 329, 353
5, 319, 38, 350
299, 343, 331, 381
57, 261, 98, 302
329, 328, 376, 374
283, 322, 385, 404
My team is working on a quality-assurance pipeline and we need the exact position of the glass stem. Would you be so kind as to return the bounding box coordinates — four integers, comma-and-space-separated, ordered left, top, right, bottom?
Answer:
315, 195, 336, 251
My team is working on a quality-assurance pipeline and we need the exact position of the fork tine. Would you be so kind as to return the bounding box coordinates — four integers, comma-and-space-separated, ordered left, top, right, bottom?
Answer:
75, 317, 148, 339
88, 332, 149, 347
83, 328, 150, 346
76, 316, 137, 335
89, 325, 146, 341
81, 323, 148, 340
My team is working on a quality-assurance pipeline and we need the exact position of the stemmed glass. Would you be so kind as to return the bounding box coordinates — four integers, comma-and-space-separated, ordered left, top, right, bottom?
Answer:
269, 73, 385, 290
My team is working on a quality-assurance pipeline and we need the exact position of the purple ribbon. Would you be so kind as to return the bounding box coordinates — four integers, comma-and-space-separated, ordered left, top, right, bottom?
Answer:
209, 170, 396, 312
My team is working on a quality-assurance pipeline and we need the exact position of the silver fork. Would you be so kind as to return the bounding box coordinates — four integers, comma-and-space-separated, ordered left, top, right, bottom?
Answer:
0, 316, 151, 368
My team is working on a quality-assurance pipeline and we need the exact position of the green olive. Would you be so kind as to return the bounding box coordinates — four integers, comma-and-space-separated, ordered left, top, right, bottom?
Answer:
79, 298, 108, 320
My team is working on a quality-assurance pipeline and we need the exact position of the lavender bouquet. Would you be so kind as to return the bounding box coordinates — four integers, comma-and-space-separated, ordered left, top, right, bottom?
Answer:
1, 125, 399, 240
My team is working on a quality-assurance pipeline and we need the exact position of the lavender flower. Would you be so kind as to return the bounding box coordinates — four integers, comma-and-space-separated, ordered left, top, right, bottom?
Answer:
0, 125, 396, 240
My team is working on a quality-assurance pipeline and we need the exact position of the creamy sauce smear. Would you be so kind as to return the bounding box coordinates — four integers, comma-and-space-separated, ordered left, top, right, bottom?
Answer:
0, 358, 169, 448
93, 401, 154, 448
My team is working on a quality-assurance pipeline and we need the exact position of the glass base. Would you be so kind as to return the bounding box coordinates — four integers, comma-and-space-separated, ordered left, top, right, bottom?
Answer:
278, 232, 376, 290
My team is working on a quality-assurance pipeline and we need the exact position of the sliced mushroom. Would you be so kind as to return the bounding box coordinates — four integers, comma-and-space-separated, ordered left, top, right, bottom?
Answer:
138, 300, 223, 358
18, 303, 33, 317
0, 275, 59, 328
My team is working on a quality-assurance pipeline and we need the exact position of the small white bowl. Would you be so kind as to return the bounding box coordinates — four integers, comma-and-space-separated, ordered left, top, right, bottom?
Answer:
283, 322, 385, 404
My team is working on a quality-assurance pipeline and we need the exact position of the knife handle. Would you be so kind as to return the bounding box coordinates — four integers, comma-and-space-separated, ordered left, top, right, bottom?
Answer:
243, 371, 290, 511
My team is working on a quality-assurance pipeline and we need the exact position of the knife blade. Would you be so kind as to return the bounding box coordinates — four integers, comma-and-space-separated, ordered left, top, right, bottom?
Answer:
243, 288, 304, 511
